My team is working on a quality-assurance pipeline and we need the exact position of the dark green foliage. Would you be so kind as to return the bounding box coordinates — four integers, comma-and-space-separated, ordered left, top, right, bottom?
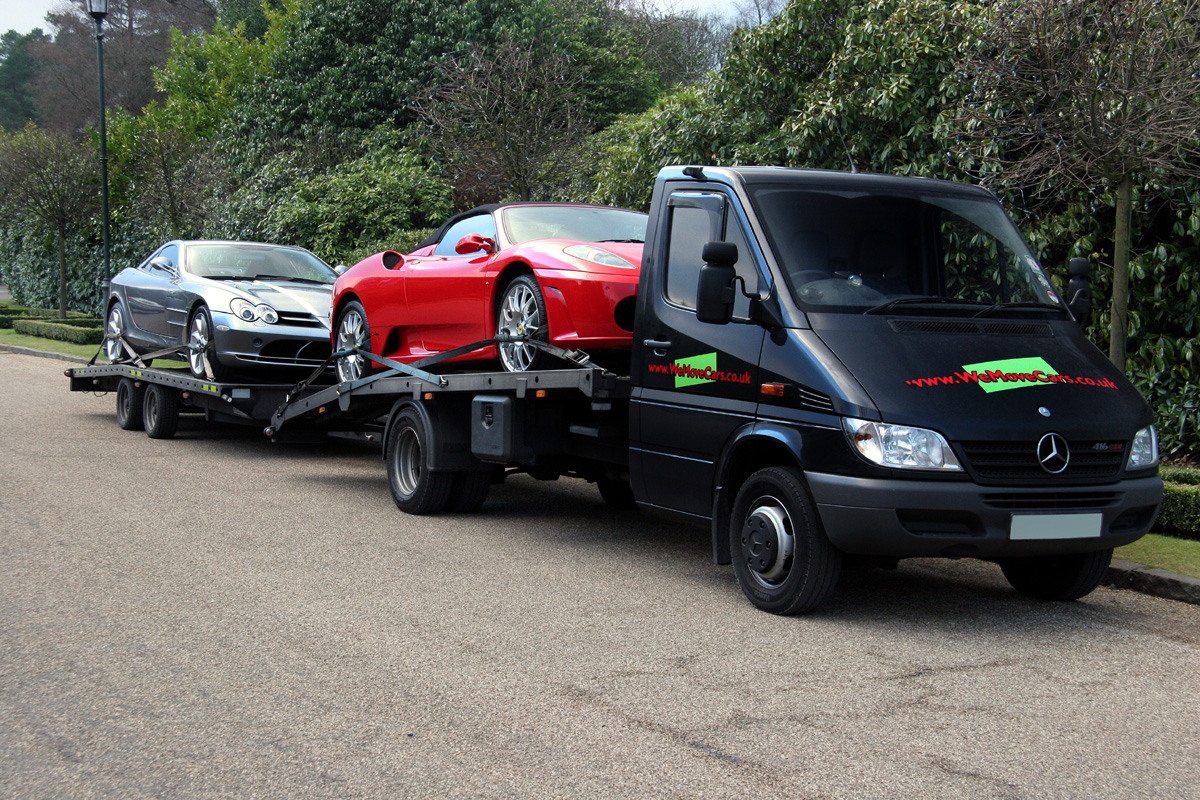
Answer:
0, 29, 49, 131
13, 317, 104, 344
1154, 483, 1200, 541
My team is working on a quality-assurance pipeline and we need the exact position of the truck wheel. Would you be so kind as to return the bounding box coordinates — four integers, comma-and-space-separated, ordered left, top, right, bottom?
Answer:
999, 549, 1113, 601
446, 471, 492, 513
496, 275, 552, 372
115, 377, 145, 431
143, 383, 180, 440
387, 407, 453, 514
598, 478, 637, 510
730, 467, 842, 615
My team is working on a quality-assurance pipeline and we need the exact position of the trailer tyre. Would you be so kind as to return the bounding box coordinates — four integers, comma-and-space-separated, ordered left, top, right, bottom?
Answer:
387, 407, 453, 514
446, 471, 492, 513
999, 548, 1113, 601
730, 467, 842, 615
115, 377, 145, 431
143, 383, 180, 440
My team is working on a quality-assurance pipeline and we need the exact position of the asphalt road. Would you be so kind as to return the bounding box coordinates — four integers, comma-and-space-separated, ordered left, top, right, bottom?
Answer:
2, 351, 1199, 800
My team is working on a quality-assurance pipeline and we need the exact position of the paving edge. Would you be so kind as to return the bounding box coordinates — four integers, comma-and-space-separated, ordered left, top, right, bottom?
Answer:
1106, 559, 1200, 606
0, 343, 90, 364
5, 341, 1199, 607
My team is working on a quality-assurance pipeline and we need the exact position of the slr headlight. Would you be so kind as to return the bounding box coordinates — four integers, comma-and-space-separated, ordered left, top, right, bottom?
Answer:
1128, 425, 1159, 470
563, 244, 636, 269
230, 298, 279, 323
231, 298, 257, 321
844, 417, 962, 471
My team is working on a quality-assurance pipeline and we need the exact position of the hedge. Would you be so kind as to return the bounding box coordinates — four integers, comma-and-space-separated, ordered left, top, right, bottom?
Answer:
12, 318, 105, 345
1155, 483, 1200, 542
0, 309, 93, 329
1160, 465, 1200, 486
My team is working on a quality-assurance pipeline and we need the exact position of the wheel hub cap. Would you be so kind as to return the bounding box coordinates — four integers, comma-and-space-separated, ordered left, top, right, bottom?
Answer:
741, 503, 795, 584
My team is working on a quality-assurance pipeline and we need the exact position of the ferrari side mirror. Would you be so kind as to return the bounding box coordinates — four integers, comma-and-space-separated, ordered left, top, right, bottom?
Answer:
455, 234, 497, 255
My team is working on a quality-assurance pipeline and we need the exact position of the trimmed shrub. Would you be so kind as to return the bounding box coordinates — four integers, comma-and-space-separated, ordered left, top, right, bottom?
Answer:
1154, 483, 1200, 541
12, 318, 105, 345
1161, 465, 1200, 487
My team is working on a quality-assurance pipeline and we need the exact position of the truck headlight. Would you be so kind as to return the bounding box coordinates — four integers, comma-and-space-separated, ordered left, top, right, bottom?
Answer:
843, 417, 963, 471
1128, 425, 1159, 470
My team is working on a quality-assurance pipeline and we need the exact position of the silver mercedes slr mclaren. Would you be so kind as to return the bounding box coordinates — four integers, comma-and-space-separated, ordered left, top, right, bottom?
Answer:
104, 240, 339, 382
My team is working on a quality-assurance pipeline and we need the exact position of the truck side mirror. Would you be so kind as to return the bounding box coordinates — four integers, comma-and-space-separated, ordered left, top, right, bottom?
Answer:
695, 242, 738, 325
1065, 257, 1092, 327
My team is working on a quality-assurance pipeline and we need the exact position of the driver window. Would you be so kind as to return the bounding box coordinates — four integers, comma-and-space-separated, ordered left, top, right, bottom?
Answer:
664, 197, 757, 317
155, 244, 179, 271
433, 215, 497, 257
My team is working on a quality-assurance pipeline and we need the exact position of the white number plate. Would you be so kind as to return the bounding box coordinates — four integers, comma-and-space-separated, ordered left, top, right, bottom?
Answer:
1010, 513, 1103, 541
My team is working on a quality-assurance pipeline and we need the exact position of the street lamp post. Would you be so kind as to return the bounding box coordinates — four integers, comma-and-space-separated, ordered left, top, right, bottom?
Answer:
88, 0, 111, 300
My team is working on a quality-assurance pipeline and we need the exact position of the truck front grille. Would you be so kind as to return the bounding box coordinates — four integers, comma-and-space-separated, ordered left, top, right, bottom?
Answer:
959, 440, 1126, 483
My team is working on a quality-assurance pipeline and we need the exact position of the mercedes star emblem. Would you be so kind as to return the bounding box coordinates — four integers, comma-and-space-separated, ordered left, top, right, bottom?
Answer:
1037, 432, 1070, 474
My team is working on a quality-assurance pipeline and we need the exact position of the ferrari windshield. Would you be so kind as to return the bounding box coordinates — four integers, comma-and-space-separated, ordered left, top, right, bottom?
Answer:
185, 244, 337, 284
747, 185, 1064, 315
501, 205, 647, 246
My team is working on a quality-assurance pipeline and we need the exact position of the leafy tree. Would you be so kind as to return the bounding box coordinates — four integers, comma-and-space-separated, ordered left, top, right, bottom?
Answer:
0, 125, 98, 317
0, 29, 50, 131
961, 0, 1200, 372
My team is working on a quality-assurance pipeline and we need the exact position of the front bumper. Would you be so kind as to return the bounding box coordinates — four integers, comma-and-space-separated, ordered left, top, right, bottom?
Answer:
212, 311, 332, 372
806, 471, 1163, 558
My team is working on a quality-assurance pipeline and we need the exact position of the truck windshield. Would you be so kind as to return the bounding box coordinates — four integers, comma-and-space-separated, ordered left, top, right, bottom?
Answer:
747, 185, 1064, 315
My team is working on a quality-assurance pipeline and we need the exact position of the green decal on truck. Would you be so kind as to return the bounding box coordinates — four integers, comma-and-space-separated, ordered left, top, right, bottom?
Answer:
673, 352, 719, 388
960, 356, 1059, 393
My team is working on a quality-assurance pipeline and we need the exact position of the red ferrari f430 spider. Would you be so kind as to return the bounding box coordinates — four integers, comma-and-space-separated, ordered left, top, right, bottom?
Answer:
330, 203, 646, 379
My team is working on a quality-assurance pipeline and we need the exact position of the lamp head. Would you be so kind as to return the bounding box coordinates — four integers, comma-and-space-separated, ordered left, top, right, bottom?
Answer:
88, 0, 109, 21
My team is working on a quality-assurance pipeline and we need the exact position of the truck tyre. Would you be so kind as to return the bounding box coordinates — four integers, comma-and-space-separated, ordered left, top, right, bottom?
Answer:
446, 471, 492, 513
386, 407, 453, 514
143, 383, 180, 440
598, 478, 637, 510
730, 467, 842, 615
999, 549, 1113, 601
116, 377, 145, 431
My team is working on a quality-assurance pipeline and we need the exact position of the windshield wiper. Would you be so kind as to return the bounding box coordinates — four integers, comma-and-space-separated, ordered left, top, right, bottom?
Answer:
596, 238, 644, 243
864, 296, 991, 315
973, 301, 1064, 317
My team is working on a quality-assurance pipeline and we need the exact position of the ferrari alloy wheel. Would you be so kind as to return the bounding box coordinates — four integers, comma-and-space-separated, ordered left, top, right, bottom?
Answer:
105, 303, 127, 363
496, 275, 551, 372
187, 306, 232, 382
335, 301, 370, 383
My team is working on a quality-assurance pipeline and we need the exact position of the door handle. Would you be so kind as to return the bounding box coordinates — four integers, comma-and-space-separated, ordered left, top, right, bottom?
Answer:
643, 339, 672, 349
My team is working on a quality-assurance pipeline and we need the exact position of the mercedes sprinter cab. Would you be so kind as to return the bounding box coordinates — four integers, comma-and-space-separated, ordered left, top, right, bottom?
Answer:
630, 166, 1162, 613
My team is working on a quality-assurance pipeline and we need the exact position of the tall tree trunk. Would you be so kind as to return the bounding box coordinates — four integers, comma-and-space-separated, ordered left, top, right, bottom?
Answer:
1109, 174, 1133, 371
56, 223, 67, 320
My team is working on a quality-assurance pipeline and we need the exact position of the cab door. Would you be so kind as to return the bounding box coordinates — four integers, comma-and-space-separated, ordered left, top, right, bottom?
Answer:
631, 189, 767, 518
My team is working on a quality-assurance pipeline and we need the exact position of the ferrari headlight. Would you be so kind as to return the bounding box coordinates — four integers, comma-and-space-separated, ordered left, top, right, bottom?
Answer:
563, 244, 636, 269
231, 298, 257, 321
843, 417, 962, 471
1128, 425, 1159, 469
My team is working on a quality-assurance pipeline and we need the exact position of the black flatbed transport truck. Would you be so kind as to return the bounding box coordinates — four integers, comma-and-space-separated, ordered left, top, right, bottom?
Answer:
72, 165, 1164, 614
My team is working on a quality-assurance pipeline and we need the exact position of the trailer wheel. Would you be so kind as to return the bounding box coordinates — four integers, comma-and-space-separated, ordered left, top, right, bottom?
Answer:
999, 549, 1113, 601
386, 407, 453, 514
115, 377, 145, 431
730, 467, 842, 615
143, 383, 180, 440
446, 471, 492, 513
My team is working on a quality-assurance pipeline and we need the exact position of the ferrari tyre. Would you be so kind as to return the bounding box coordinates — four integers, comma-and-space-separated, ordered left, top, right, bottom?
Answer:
334, 300, 371, 383
496, 275, 552, 372
730, 467, 842, 615
115, 377, 145, 431
446, 470, 492, 513
187, 306, 233, 382
999, 549, 1113, 601
143, 383, 180, 440
386, 407, 453, 514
